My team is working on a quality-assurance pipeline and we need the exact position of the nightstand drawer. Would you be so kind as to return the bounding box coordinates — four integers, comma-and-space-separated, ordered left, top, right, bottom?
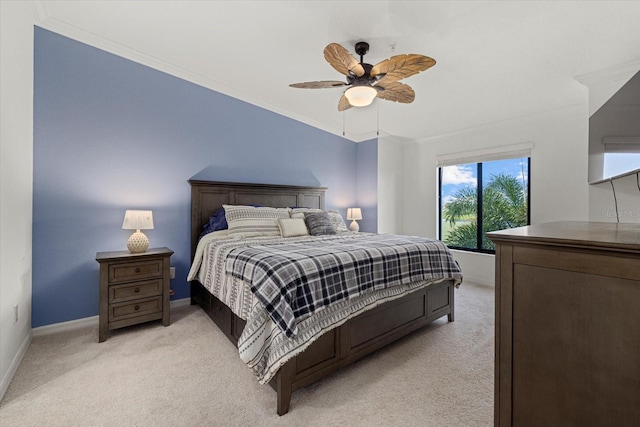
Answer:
108, 259, 164, 283
109, 279, 162, 304
110, 296, 162, 322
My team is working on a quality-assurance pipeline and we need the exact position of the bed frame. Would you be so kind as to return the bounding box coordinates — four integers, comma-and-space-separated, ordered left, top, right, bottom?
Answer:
189, 180, 456, 415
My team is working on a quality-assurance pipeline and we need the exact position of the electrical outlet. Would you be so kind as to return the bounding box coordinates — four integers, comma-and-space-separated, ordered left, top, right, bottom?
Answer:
170, 267, 175, 279
13, 304, 19, 324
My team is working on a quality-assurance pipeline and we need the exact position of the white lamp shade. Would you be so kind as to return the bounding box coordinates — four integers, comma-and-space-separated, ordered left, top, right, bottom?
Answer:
344, 86, 377, 107
346, 208, 362, 221
122, 210, 153, 253
347, 208, 362, 232
122, 210, 154, 230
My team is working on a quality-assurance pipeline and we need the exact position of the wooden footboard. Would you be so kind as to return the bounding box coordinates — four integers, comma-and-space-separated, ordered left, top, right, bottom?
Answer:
191, 279, 455, 415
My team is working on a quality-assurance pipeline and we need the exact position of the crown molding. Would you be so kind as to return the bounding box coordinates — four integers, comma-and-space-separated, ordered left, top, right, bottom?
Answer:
574, 60, 640, 116
574, 60, 640, 88
409, 103, 583, 145
31, 0, 48, 23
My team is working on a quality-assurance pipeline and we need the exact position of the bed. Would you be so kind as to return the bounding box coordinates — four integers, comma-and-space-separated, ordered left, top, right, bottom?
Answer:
188, 180, 463, 415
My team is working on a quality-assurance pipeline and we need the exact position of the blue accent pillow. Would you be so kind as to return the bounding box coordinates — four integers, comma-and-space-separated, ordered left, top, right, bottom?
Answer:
200, 208, 228, 238
200, 204, 266, 239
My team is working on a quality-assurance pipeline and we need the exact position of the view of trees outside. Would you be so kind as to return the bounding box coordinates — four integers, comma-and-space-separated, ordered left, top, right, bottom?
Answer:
440, 158, 529, 251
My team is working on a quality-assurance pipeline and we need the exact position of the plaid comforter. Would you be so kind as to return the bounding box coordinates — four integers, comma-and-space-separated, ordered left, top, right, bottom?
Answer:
226, 234, 462, 337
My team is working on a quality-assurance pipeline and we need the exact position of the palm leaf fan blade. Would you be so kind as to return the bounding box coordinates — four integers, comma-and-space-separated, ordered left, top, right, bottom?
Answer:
338, 95, 352, 111
290, 81, 347, 89
376, 82, 415, 104
323, 43, 365, 77
371, 54, 436, 86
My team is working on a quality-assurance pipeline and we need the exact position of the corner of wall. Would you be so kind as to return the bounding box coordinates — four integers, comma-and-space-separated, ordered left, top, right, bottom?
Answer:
0, 333, 32, 399
0, 0, 35, 402
356, 138, 378, 233
377, 136, 406, 234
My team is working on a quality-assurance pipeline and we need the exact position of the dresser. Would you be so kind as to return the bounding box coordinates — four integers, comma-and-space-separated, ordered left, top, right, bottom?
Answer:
487, 222, 640, 427
96, 247, 173, 342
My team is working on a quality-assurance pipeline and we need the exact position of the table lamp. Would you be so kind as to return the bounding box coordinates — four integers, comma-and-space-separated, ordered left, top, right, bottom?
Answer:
122, 210, 154, 253
346, 208, 362, 232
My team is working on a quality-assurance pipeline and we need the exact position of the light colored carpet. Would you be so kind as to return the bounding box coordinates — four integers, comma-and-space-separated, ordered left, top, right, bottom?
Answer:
0, 282, 494, 426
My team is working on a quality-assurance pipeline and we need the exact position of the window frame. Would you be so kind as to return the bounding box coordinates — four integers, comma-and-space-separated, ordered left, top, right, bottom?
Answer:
438, 157, 531, 254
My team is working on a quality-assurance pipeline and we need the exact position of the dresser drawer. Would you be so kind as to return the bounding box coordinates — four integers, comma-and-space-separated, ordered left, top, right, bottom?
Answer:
109, 279, 162, 304
109, 296, 162, 322
108, 259, 163, 284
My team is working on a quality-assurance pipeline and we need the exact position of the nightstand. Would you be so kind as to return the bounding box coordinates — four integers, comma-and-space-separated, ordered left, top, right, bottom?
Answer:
96, 247, 174, 342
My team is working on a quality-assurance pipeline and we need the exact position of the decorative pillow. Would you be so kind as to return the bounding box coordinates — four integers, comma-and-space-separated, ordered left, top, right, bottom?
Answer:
277, 218, 309, 237
224, 205, 290, 238
327, 210, 349, 232
200, 207, 228, 238
304, 211, 336, 236
291, 208, 322, 221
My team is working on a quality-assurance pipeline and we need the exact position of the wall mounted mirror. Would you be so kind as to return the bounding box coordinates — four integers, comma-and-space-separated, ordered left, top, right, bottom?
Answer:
588, 70, 640, 184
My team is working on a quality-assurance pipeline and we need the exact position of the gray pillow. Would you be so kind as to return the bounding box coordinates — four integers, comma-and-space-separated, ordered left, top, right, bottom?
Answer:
304, 211, 336, 236
327, 210, 349, 232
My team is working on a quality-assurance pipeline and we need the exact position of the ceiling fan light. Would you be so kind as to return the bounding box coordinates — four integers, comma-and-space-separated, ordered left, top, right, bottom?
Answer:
344, 86, 377, 107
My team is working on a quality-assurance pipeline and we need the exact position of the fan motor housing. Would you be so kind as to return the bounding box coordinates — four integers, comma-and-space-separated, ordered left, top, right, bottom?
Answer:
354, 41, 370, 57
348, 63, 377, 89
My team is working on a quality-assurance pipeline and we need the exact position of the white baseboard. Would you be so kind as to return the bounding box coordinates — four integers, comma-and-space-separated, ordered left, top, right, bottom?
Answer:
461, 276, 495, 287
32, 298, 192, 337
32, 315, 98, 337
0, 331, 32, 401
170, 297, 191, 308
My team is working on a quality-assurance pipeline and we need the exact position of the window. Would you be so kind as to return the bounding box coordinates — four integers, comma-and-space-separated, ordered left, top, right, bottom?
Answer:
438, 157, 530, 253
603, 153, 640, 179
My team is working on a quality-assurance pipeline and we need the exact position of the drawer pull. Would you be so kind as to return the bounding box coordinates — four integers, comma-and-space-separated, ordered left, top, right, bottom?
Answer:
135, 268, 141, 273
134, 287, 140, 293
134, 305, 140, 311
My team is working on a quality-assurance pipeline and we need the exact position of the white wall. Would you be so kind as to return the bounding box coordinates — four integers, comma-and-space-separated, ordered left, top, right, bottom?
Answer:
0, 1, 34, 400
377, 135, 405, 234
379, 104, 590, 286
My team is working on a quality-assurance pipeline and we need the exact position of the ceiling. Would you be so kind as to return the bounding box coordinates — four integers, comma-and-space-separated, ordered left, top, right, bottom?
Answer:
34, 1, 640, 142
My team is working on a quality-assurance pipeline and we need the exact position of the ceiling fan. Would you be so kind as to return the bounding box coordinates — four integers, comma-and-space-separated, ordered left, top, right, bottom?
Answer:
290, 41, 436, 111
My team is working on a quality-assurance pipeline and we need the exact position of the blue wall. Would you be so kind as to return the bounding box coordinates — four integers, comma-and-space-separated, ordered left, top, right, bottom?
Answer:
33, 27, 377, 327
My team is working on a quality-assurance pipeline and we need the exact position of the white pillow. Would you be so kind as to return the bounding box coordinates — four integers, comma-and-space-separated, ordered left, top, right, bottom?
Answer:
277, 218, 309, 237
223, 205, 290, 238
290, 208, 322, 217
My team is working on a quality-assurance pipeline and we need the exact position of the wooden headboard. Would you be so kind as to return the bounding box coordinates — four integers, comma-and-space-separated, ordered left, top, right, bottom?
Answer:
189, 180, 327, 258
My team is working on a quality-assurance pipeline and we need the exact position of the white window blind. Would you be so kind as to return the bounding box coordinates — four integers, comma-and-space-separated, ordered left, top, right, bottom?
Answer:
435, 142, 534, 167
601, 136, 640, 153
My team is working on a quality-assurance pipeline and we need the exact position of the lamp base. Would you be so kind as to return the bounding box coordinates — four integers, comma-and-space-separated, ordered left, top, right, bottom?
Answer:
127, 230, 149, 253
349, 220, 360, 232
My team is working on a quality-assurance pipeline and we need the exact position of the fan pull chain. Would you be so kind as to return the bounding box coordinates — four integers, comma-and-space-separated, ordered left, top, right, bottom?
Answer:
342, 111, 346, 136
377, 103, 380, 136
